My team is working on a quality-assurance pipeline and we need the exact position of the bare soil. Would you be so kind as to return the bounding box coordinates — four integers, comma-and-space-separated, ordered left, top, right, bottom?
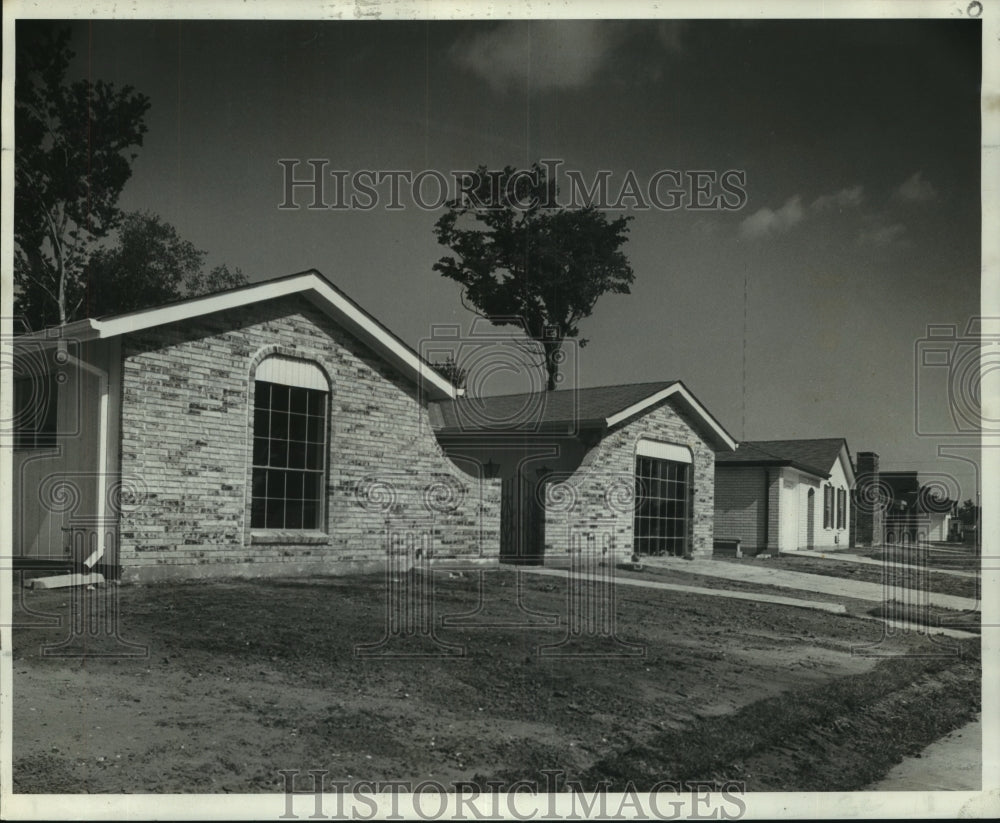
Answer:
11, 569, 979, 794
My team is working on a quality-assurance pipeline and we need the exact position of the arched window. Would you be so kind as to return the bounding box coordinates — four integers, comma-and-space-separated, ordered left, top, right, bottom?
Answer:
251, 356, 329, 530
633, 440, 693, 558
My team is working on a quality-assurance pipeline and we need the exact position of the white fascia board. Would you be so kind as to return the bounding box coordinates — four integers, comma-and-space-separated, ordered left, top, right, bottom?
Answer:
15, 318, 101, 345
838, 443, 857, 487
49, 272, 455, 401
92, 273, 317, 339
605, 383, 738, 451
306, 278, 456, 400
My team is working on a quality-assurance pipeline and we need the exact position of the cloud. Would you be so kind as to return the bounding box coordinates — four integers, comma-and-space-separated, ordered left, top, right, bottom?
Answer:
450, 21, 625, 92
859, 222, 907, 246
811, 185, 864, 211
739, 196, 805, 238
739, 184, 864, 239
894, 171, 937, 203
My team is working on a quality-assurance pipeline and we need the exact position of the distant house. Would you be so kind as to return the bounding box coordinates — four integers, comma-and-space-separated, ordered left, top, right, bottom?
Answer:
880, 470, 956, 544
714, 438, 856, 554
12, 270, 499, 582
431, 382, 737, 563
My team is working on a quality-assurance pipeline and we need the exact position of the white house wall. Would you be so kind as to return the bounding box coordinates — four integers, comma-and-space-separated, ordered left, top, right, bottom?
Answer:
13, 339, 117, 560
795, 456, 852, 551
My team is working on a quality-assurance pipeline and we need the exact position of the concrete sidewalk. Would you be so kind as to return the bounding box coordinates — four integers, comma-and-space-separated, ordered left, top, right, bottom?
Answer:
521, 566, 848, 614
794, 549, 979, 580
869, 716, 981, 790
642, 557, 980, 613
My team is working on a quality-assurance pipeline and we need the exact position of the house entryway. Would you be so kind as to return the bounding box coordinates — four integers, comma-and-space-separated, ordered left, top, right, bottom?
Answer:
500, 475, 545, 563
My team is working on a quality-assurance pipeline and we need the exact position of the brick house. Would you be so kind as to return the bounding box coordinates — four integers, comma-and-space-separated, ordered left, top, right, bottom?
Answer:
430, 382, 737, 563
714, 438, 856, 555
12, 270, 500, 582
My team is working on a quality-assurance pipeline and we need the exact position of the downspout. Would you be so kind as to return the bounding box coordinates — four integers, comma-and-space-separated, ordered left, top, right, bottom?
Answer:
59, 341, 109, 570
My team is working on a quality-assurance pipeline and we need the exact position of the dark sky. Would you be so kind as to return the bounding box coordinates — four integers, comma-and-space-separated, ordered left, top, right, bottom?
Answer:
41, 15, 983, 496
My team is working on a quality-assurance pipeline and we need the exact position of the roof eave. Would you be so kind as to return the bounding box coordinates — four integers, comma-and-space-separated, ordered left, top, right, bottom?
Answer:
14, 271, 457, 401
605, 382, 737, 452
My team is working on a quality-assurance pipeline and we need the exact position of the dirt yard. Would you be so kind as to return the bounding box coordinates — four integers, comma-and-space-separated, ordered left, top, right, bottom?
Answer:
11, 568, 980, 794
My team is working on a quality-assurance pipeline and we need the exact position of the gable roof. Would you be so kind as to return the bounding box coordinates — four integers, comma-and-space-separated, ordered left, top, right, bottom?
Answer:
716, 438, 855, 484
14, 269, 457, 401
430, 380, 737, 451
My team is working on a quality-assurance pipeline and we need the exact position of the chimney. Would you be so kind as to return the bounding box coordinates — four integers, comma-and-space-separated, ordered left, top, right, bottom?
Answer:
851, 451, 882, 548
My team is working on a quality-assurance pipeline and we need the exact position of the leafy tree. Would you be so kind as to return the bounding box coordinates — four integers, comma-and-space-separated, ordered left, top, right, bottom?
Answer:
85, 211, 247, 317
14, 22, 151, 328
957, 499, 980, 527
433, 164, 635, 390
430, 356, 468, 390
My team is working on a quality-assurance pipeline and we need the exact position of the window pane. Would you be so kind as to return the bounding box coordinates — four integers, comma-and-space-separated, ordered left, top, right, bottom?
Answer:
266, 469, 285, 501
271, 384, 290, 412
290, 387, 308, 414
288, 441, 306, 469
307, 415, 324, 444
269, 439, 288, 468
253, 437, 269, 466
251, 497, 265, 528
253, 407, 270, 438
252, 468, 266, 498
303, 500, 319, 529
265, 498, 285, 529
305, 441, 324, 470
270, 410, 288, 440
304, 473, 321, 502
285, 501, 303, 530
307, 391, 325, 416
285, 472, 304, 502
289, 414, 307, 441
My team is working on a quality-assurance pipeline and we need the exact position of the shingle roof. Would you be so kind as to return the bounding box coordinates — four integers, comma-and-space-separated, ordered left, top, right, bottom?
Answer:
430, 380, 679, 431
716, 438, 850, 479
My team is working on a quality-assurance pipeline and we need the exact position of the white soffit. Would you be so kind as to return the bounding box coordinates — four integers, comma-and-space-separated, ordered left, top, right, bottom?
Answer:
636, 439, 693, 464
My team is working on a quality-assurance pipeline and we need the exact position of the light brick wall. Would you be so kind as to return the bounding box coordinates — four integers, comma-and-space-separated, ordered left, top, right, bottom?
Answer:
541, 398, 717, 561
117, 295, 499, 580
714, 466, 767, 551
